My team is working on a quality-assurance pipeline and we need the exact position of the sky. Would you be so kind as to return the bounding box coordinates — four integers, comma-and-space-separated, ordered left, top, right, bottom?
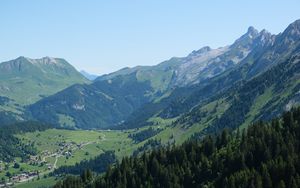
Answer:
0, 1, 299, 75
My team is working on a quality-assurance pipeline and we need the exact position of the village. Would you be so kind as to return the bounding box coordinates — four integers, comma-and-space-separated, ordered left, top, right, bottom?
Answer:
0, 140, 94, 187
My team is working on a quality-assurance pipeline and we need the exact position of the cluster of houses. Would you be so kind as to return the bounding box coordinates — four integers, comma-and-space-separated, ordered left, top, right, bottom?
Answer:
41, 150, 52, 156
11, 171, 38, 182
0, 141, 92, 186
0, 182, 12, 188
58, 141, 78, 151
28, 153, 58, 170
57, 141, 88, 155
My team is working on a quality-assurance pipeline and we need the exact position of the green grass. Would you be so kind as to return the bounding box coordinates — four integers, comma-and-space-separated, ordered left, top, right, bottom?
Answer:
240, 86, 274, 129
154, 97, 230, 145
240, 77, 300, 130
136, 69, 174, 93
11, 115, 213, 187
17, 129, 137, 161
16, 128, 151, 171
5, 96, 231, 188
0, 157, 46, 182
15, 176, 58, 188
4, 129, 138, 187
57, 114, 76, 129
0, 102, 23, 115
0, 57, 89, 105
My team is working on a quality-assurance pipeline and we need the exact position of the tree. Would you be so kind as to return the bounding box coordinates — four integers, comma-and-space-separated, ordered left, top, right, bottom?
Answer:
13, 163, 20, 169
5, 171, 11, 178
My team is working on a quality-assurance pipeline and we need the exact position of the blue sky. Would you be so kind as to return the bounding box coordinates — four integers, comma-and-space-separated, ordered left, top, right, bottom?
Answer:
0, 1, 299, 75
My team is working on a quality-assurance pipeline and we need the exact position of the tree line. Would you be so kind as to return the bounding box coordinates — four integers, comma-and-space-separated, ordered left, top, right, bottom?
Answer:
128, 127, 162, 143
52, 151, 116, 176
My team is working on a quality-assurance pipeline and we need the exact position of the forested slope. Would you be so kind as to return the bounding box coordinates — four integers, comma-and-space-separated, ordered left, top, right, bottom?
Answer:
0, 121, 53, 162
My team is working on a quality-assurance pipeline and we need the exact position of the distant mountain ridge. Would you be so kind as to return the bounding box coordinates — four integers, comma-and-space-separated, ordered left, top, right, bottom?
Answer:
98, 26, 274, 89
80, 70, 98, 80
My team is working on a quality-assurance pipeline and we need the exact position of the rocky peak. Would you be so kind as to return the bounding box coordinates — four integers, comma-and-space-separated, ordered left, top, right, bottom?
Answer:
188, 46, 212, 57
255, 29, 275, 46
246, 26, 259, 38
271, 19, 300, 54
26, 56, 59, 65
280, 19, 300, 41
287, 19, 300, 31
231, 26, 259, 49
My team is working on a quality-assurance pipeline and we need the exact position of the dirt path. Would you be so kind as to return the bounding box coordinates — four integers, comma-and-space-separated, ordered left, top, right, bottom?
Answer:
11, 140, 100, 186
53, 155, 60, 169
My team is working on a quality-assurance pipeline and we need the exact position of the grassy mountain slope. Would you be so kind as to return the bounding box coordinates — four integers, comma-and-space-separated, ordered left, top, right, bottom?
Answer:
0, 56, 89, 125
121, 19, 300, 132
145, 53, 300, 143
97, 57, 183, 95
176, 54, 300, 138
175, 20, 300, 136
28, 73, 154, 129
0, 56, 88, 105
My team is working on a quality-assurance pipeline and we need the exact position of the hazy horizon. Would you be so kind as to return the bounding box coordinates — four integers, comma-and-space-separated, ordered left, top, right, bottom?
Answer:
0, 0, 299, 75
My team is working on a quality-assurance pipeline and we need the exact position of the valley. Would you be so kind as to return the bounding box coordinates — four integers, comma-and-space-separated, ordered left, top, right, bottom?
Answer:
0, 116, 207, 187
0, 124, 167, 187
0, 10, 300, 187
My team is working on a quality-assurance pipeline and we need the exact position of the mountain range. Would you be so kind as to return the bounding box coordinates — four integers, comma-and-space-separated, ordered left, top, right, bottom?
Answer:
1, 19, 300, 135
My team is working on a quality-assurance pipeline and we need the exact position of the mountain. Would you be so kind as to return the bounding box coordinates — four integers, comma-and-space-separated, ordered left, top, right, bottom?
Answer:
0, 56, 89, 105
29, 26, 265, 129
29, 19, 300, 131
4, 19, 300, 188
170, 26, 272, 86
97, 59, 182, 95
121, 19, 300, 131
28, 73, 154, 129
80, 70, 98, 80
173, 52, 300, 138
0, 56, 89, 124
98, 26, 272, 89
